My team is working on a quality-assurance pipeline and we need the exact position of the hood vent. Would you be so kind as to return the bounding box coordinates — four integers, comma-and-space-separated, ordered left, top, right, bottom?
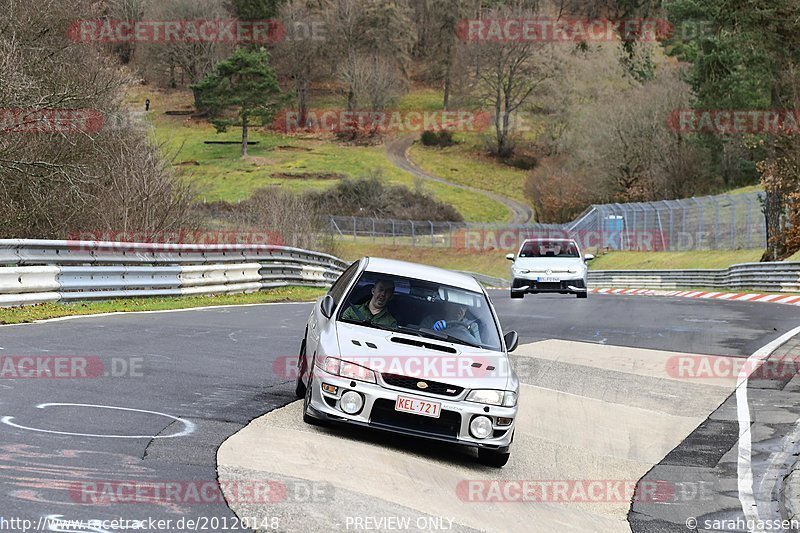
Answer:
390, 336, 457, 354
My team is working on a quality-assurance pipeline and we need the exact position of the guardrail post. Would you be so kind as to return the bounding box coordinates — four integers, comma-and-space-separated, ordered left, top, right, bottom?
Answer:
430, 221, 435, 246
372, 218, 376, 242
448, 222, 453, 248
392, 220, 396, 246
352, 216, 357, 241
411, 221, 416, 247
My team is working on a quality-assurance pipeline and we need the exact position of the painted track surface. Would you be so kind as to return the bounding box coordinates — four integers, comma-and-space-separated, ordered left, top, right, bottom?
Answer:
1, 292, 799, 531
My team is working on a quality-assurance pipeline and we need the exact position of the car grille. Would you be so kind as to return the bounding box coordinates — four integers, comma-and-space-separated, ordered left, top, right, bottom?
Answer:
534, 279, 585, 290
381, 374, 464, 397
370, 399, 461, 438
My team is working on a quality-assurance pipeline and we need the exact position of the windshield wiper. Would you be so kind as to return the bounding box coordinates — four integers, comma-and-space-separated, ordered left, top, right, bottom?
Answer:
396, 325, 483, 349
395, 325, 448, 340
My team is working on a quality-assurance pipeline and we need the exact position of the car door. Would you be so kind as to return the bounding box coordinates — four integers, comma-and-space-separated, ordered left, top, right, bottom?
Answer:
307, 260, 361, 366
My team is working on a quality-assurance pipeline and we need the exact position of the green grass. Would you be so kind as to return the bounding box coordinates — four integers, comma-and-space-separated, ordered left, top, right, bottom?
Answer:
335, 241, 511, 280
0, 287, 326, 325
408, 134, 531, 205
128, 88, 509, 221
588, 250, 764, 270
334, 242, 773, 279
726, 184, 763, 195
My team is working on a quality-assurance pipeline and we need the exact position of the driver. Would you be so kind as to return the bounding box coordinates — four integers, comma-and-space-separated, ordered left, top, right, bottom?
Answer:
423, 302, 481, 343
342, 279, 398, 329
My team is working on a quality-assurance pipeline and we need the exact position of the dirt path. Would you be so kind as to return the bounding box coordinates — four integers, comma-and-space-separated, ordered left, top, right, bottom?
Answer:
385, 135, 534, 224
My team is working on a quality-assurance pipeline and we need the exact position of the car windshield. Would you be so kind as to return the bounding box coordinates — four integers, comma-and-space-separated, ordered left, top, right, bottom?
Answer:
338, 271, 503, 352
519, 241, 580, 258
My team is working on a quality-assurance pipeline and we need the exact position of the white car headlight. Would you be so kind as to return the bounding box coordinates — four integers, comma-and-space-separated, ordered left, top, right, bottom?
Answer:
466, 390, 517, 407
322, 357, 377, 383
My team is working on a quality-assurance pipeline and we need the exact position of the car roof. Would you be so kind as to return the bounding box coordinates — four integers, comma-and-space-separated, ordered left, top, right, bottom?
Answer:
522, 238, 577, 243
362, 257, 483, 292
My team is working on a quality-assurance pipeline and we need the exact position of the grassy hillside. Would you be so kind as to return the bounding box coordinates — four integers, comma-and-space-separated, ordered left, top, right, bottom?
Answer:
127, 88, 511, 222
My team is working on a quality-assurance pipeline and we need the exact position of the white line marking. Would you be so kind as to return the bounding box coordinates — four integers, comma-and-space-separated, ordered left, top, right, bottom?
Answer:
1, 403, 196, 439
737, 325, 800, 529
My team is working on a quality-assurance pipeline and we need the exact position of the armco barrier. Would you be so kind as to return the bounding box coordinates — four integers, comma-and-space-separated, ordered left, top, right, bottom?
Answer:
0, 239, 348, 307
588, 262, 800, 293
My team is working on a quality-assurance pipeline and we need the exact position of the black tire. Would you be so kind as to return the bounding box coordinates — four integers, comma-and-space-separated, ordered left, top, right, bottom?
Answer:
302, 360, 325, 426
294, 338, 307, 399
577, 292, 588, 299
478, 448, 511, 467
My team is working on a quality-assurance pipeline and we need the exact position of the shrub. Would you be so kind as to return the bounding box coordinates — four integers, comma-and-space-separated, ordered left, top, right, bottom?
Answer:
420, 129, 456, 147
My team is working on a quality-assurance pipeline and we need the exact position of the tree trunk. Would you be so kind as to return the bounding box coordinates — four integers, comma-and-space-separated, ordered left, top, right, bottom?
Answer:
443, 42, 452, 110
241, 117, 249, 158
761, 80, 785, 261
298, 81, 308, 127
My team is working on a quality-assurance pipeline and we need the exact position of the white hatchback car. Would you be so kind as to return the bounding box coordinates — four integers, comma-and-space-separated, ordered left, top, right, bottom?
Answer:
296, 257, 520, 467
506, 238, 594, 299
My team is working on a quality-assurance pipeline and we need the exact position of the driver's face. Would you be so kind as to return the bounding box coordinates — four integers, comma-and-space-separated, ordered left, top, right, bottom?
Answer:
448, 304, 467, 320
371, 281, 394, 309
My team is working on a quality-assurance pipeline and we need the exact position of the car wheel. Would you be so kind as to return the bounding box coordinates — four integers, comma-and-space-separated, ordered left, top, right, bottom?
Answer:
577, 292, 588, 299
294, 337, 307, 399
302, 360, 325, 426
478, 447, 510, 468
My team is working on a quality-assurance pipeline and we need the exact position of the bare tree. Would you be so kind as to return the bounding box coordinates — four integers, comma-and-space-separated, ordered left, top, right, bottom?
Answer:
474, 5, 560, 158
337, 54, 404, 111
272, 0, 326, 125
0, 0, 197, 238
139, 0, 230, 88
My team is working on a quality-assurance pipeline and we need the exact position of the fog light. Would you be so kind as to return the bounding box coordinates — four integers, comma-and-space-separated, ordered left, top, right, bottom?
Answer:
497, 417, 513, 426
470, 416, 493, 439
340, 390, 363, 415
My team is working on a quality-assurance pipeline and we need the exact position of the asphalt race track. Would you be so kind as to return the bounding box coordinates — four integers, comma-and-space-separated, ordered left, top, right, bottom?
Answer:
1, 292, 799, 532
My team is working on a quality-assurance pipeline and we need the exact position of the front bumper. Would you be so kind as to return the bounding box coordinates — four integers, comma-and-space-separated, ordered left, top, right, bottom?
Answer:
306, 370, 516, 452
511, 277, 587, 294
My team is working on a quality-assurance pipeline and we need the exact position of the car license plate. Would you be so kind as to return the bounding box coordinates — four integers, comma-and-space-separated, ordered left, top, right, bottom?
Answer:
538, 276, 559, 283
395, 396, 441, 418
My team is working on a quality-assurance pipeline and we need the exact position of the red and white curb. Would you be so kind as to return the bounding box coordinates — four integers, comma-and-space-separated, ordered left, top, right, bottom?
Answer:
592, 288, 800, 306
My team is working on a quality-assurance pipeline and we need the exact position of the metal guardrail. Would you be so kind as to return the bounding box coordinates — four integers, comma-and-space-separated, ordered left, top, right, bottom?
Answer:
0, 239, 348, 307
588, 262, 800, 293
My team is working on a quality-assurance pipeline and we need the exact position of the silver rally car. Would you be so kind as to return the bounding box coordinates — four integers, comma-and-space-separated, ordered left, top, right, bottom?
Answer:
295, 257, 520, 467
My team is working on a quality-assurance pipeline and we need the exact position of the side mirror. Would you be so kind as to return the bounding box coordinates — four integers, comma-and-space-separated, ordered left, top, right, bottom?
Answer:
504, 331, 519, 353
505, 253, 515, 261
320, 294, 335, 319
584, 254, 595, 262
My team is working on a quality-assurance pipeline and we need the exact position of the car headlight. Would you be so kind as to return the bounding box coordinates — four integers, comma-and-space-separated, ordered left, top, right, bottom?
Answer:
466, 389, 517, 407
322, 357, 377, 383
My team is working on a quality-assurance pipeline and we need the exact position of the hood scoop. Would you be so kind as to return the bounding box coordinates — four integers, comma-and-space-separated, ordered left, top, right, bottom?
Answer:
390, 336, 457, 354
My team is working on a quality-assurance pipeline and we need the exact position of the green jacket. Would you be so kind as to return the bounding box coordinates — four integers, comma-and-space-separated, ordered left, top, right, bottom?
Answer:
342, 303, 398, 329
